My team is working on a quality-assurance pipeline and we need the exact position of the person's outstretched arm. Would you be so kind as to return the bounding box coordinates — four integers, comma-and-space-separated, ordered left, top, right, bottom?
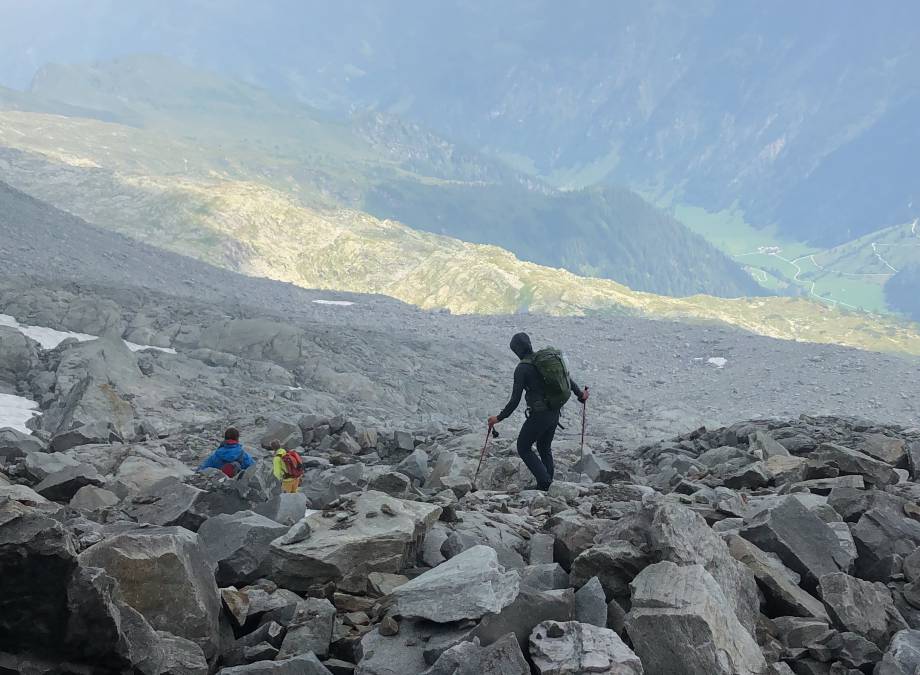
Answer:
570, 376, 588, 402
493, 364, 526, 424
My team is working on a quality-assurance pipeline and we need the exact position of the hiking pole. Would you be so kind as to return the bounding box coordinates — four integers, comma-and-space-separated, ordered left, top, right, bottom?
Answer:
472, 424, 499, 490
580, 386, 589, 456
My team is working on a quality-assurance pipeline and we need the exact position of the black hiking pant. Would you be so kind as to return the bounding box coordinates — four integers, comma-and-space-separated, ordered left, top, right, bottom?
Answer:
516, 409, 560, 490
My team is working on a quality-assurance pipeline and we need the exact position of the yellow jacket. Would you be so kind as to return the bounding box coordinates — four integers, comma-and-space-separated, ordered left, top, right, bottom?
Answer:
272, 448, 287, 480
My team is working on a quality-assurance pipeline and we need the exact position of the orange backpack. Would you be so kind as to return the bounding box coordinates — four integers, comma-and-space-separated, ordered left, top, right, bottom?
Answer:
281, 450, 304, 478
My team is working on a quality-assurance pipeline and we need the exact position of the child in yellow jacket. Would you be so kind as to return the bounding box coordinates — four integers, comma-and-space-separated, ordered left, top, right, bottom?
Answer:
271, 440, 302, 493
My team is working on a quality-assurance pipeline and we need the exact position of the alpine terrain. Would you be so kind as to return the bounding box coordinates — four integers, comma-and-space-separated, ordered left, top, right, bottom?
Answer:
1, 4, 920, 675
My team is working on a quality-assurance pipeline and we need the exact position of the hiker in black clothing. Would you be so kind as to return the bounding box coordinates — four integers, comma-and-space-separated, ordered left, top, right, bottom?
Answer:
488, 332, 588, 491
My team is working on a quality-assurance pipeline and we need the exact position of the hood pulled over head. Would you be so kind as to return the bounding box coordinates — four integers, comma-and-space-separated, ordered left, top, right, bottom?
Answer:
510, 332, 533, 359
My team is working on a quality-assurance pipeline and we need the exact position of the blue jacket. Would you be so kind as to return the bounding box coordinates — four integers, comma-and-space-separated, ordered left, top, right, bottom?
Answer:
196, 442, 254, 472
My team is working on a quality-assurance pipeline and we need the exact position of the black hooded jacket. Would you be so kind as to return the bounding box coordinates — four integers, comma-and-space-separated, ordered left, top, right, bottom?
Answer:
497, 333, 584, 421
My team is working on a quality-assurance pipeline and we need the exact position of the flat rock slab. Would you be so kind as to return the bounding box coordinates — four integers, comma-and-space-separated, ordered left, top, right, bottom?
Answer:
529, 620, 643, 675
627, 561, 766, 675
34, 464, 104, 501
473, 587, 574, 649
218, 653, 333, 674
270, 491, 441, 593
386, 545, 520, 623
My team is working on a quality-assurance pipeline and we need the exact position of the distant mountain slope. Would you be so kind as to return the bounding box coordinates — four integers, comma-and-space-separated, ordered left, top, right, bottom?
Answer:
365, 180, 761, 297
886, 265, 920, 322
0, 143, 917, 358
4, 2, 916, 246
8, 56, 761, 299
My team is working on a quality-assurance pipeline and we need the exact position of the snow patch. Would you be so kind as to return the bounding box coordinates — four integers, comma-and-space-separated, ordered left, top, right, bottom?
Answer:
0, 314, 175, 354
707, 357, 728, 369
0, 393, 39, 434
312, 300, 355, 307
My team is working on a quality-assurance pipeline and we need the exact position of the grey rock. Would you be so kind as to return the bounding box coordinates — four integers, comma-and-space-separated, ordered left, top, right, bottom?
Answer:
218, 653, 333, 674
394, 448, 429, 485
772, 617, 831, 649
818, 573, 908, 647
723, 461, 773, 490
857, 434, 907, 467
728, 535, 829, 620
441, 510, 526, 569
354, 621, 476, 675
277, 597, 337, 659
253, 492, 309, 526
528, 533, 555, 565
545, 510, 613, 569
569, 542, 649, 601
529, 620, 643, 675
367, 471, 411, 497
575, 577, 608, 628
387, 545, 520, 622
520, 563, 570, 592
425, 451, 462, 490
79, 526, 222, 658
0, 427, 44, 458
875, 629, 920, 675
811, 443, 899, 487
606, 598, 627, 635
741, 496, 848, 591
270, 491, 441, 593
473, 587, 574, 649
904, 549, 920, 583
69, 485, 119, 511
198, 511, 289, 587
333, 432, 362, 455
749, 431, 790, 459
422, 633, 529, 675
852, 506, 920, 581
34, 463, 104, 501
627, 561, 767, 675
367, 572, 409, 597
394, 431, 414, 452
23, 449, 81, 482
260, 419, 302, 450
826, 522, 857, 571
157, 631, 209, 675
827, 487, 905, 522
572, 450, 617, 482
808, 631, 882, 670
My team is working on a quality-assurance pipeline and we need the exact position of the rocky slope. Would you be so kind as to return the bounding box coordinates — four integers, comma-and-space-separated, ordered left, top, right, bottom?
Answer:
1, 205, 920, 671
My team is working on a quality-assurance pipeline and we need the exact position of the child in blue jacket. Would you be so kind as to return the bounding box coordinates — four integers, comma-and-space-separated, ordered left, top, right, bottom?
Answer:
197, 427, 254, 477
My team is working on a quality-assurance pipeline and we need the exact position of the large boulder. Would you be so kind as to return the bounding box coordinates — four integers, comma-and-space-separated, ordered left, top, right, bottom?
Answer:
0, 427, 44, 458
22, 450, 81, 482
0, 500, 78, 654
198, 511, 289, 587
276, 597, 337, 659
34, 463, 105, 501
545, 511, 613, 569
386, 545, 520, 622
876, 629, 920, 675
627, 562, 767, 675
529, 621, 643, 675
441, 510, 527, 569
727, 535, 829, 621
79, 527, 222, 658
270, 491, 441, 593
852, 505, 920, 581
740, 497, 849, 591
473, 587, 575, 649
810, 443, 899, 487
818, 573, 908, 647
614, 501, 760, 633
0, 324, 38, 381
569, 542, 649, 602
254, 492, 309, 526
260, 419, 303, 451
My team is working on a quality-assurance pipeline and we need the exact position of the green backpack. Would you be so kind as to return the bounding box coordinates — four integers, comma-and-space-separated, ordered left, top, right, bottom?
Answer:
523, 347, 572, 410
